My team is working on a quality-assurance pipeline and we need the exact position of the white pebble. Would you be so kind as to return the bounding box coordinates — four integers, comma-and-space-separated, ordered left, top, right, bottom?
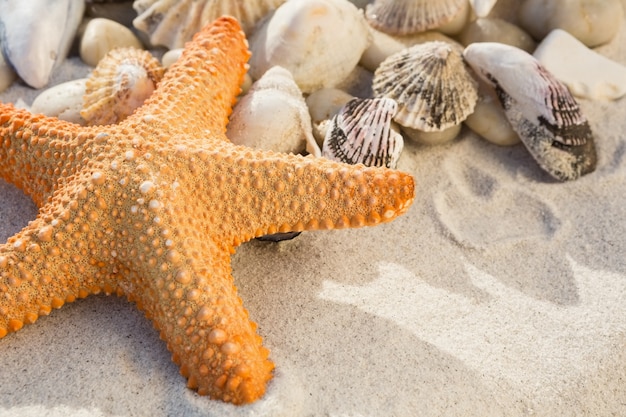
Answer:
80, 18, 143, 67
534, 29, 626, 100
30, 78, 88, 125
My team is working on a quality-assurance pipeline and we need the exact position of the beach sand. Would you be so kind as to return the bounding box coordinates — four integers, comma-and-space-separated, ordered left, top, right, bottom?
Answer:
1, 3, 626, 416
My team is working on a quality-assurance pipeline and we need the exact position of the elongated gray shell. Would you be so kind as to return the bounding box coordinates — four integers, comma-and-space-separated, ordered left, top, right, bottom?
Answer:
366, 0, 467, 35
322, 97, 403, 168
373, 41, 478, 132
463, 42, 597, 181
133, 0, 286, 49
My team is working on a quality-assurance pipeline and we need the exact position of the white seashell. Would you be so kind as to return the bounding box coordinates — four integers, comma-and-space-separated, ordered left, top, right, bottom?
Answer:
81, 48, 164, 126
80, 18, 144, 67
132, 0, 286, 49
248, 0, 371, 94
373, 41, 478, 134
322, 97, 403, 168
31, 79, 88, 125
458, 18, 536, 53
464, 80, 520, 146
469, 0, 498, 17
227, 66, 320, 157
306, 88, 355, 146
464, 42, 597, 181
365, 0, 470, 36
533, 29, 626, 101
0, 0, 85, 89
518, 0, 624, 47
360, 25, 460, 73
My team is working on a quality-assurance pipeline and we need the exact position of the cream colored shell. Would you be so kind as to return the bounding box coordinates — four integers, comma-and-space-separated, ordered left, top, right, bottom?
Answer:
81, 47, 164, 126
248, 0, 371, 94
373, 41, 478, 132
365, 0, 469, 36
132, 0, 286, 49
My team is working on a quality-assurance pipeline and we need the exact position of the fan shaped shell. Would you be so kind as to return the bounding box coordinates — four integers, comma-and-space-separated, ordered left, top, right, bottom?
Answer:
322, 97, 403, 168
81, 47, 164, 126
373, 41, 478, 132
365, 0, 468, 35
132, 0, 286, 49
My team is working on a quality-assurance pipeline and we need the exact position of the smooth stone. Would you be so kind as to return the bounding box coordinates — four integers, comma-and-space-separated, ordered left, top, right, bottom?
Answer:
401, 124, 462, 146
518, 0, 624, 47
30, 78, 88, 125
0, 0, 85, 89
464, 84, 520, 146
161, 48, 183, 68
360, 26, 460, 72
534, 29, 626, 100
459, 18, 536, 53
80, 18, 144, 67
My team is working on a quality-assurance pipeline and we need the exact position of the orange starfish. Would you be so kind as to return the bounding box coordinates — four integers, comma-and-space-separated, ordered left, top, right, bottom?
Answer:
0, 17, 414, 404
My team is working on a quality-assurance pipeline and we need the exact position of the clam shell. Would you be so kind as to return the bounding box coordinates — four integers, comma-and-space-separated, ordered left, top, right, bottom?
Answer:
322, 97, 403, 168
81, 47, 165, 126
373, 41, 478, 132
463, 42, 597, 181
365, 0, 469, 36
248, 0, 371, 94
132, 0, 286, 49
227, 66, 320, 157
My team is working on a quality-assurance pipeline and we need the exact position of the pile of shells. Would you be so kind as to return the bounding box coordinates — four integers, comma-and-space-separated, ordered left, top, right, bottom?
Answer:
2, 0, 625, 182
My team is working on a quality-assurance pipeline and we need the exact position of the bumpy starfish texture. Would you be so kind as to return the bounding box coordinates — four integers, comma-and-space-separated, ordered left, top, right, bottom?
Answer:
0, 17, 414, 404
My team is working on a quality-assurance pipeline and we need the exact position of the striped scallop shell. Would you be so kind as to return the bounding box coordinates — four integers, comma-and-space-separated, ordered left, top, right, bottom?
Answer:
463, 42, 597, 181
373, 41, 478, 132
81, 47, 164, 126
322, 97, 403, 168
132, 0, 286, 49
366, 0, 468, 35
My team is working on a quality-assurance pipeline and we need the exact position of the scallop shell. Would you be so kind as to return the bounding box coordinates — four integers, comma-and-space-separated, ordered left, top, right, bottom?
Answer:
365, 0, 469, 36
322, 97, 403, 168
81, 47, 164, 126
373, 41, 478, 133
132, 0, 286, 49
227, 66, 320, 157
463, 42, 597, 181
248, 0, 371, 94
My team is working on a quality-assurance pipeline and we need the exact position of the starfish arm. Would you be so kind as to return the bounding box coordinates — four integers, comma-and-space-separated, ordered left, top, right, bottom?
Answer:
129, 16, 250, 140
120, 237, 274, 404
0, 106, 93, 206
190, 142, 415, 245
0, 203, 115, 338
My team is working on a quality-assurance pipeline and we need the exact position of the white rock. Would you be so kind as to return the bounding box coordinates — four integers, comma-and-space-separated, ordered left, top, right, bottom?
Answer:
469, 0, 498, 17
161, 48, 183, 69
518, 0, 624, 47
0, 0, 85, 89
0, 45, 17, 93
464, 83, 520, 146
534, 29, 626, 100
459, 18, 536, 53
80, 18, 144, 67
30, 78, 88, 125
306, 88, 355, 146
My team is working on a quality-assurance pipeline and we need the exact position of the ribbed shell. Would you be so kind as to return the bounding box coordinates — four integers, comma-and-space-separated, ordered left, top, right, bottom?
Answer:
81, 47, 164, 126
366, 0, 467, 35
373, 41, 478, 132
322, 98, 403, 168
133, 0, 286, 49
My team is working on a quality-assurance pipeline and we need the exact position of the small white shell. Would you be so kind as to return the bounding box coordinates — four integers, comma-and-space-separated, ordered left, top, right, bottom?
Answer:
533, 29, 626, 101
322, 98, 403, 168
365, 0, 470, 36
463, 42, 597, 181
248, 0, 371, 94
132, 0, 286, 49
373, 41, 478, 133
227, 66, 320, 156
81, 47, 164, 126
